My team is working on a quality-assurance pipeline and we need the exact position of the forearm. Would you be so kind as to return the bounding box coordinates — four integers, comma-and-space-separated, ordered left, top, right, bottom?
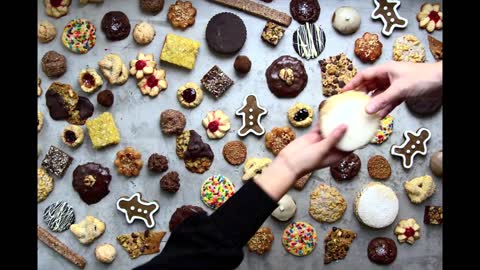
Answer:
254, 155, 298, 201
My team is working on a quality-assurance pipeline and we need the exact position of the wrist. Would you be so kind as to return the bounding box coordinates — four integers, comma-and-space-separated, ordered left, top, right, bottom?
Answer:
254, 156, 298, 201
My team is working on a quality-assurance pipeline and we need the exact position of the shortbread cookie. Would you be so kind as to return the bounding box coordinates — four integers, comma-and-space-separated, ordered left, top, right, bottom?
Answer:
78, 68, 103, 93
70, 215, 105, 244
309, 184, 347, 223
354, 182, 399, 228
394, 218, 420, 244
98, 54, 129, 85
271, 194, 296, 221
242, 157, 272, 181
319, 91, 380, 151
177, 82, 203, 108
393, 34, 426, 63
404, 175, 435, 204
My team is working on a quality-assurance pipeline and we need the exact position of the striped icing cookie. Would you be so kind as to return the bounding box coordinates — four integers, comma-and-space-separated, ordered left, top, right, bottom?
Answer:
62, 18, 96, 54
282, 221, 317, 256
200, 175, 235, 210
371, 114, 394, 144
292, 23, 326, 60
43, 201, 75, 232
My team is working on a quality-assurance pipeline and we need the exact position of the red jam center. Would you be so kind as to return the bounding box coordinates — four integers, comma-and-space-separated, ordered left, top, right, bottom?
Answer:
146, 75, 159, 88
50, 0, 63, 7
135, 60, 147, 70
181, 88, 197, 103
207, 120, 220, 132
428, 11, 440, 23
82, 73, 95, 88
404, 227, 415, 238
64, 130, 77, 144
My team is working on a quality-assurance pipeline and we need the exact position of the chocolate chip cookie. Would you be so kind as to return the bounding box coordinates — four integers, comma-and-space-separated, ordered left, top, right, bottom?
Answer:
319, 53, 357, 96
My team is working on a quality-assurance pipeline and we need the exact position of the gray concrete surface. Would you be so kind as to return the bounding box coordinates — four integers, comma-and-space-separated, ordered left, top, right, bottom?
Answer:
37, 0, 443, 269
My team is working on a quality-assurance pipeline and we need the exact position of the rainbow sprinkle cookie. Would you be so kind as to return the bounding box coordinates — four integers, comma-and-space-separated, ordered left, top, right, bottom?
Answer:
200, 175, 235, 210
62, 19, 96, 54
371, 114, 394, 144
282, 221, 317, 256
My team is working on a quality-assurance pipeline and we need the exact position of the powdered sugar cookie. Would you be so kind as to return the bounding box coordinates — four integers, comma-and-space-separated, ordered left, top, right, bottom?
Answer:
354, 182, 399, 229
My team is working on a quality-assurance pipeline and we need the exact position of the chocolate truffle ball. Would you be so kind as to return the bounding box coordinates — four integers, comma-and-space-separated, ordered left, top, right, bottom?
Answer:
97, 90, 114, 107
234, 55, 252, 74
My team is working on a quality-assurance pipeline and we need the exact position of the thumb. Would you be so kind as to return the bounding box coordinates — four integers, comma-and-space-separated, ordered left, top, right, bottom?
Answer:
366, 86, 403, 114
316, 124, 348, 155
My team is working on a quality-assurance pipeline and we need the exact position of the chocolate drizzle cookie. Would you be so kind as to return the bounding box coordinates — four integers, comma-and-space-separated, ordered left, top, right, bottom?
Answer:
290, 0, 320, 24
266, 55, 308, 98
43, 201, 75, 232
292, 23, 326, 60
72, 162, 112, 205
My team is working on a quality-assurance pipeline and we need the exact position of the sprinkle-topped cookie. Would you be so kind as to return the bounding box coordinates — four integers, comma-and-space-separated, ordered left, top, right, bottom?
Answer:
200, 175, 235, 210
282, 221, 317, 256
62, 19, 96, 54
371, 114, 394, 144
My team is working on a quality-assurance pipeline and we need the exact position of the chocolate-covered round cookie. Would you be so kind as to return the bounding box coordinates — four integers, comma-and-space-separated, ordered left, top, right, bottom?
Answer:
72, 162, 112, 205
330, 153, 361, 181
290, 0, 320, 24
41, 51, 67, 78
169, 205, 206, 232
367, 237, 397, 265
406, 94, 442, 116
101, 11, 131, 41
206, 12, 247, 54
265, 55, 308, 98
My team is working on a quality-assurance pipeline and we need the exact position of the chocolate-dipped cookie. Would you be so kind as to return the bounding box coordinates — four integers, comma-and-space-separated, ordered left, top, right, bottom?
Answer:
101, 11, 131, 41
72, 162, 112, 205
169, 205, 206, 232
292, 23, 326, 60
206, 12, 247, 54
265, 55, 307, 98
290, 0, 320, 23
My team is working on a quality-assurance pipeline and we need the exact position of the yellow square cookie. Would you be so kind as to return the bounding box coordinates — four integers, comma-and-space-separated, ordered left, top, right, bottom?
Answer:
160, 33, 200, 70
86, 112, 120, 149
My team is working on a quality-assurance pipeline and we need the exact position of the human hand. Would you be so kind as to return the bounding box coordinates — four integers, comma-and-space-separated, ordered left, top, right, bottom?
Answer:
343, 61, 442, 118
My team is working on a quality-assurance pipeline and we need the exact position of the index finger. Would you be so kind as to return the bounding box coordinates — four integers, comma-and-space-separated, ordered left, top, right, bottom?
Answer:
342, 64, 390, 91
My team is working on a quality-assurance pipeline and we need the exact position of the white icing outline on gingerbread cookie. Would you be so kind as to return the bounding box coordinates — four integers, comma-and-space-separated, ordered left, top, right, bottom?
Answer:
116, 193, 159, 229
371, 0, 408, 36
390, 128, 431, 169
235, 94, 268, 137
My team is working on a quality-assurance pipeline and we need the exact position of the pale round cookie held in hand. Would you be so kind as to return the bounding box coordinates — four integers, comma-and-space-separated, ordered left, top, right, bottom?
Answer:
288, 103, 314, 128
332, 6, 361, 35
354, 182, 399, 229
133, 22, 156, 45
404, 175, 435, 204
38, 111, 44, 133
130, 53, 156, 80
95, 243, 117, 264
271, 194, 296, 221
319, 91, 380, 152
38, 168, 54, 203
78, 68, 103, 93
309, 183, 347, 223
44, 0, 71, 18
282, 221, 317, 257
394, 218, 420, 245
137, 69, 168, 97
38, 20, 57, 43
69, 215, 105, 244
202, 110, 231, 139
61, 125, 84, 148
177, 82, 203, 108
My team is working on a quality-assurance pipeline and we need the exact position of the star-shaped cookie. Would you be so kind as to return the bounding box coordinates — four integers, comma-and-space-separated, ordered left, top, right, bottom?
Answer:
116, 193, 159, 228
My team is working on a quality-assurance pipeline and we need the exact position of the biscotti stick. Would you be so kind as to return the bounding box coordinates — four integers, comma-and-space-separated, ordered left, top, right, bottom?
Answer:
37, 226, 87, 269
210, 0, 292, 26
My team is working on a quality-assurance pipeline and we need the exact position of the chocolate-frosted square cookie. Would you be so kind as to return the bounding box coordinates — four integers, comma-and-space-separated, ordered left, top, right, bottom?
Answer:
41, 146, 73, 178
201, 65, 234, 98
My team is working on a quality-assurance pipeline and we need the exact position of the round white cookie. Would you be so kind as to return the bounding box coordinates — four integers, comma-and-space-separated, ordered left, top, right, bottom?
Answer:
332, 6, 361, 35
319, 91, 380, 152
271, 194, 296, 221
354, 182, 399, 229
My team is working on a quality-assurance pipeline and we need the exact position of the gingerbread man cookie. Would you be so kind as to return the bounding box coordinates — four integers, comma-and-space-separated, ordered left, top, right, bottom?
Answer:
235, 95, 268, 137
371, 0, 408, 36
391, 128, 431, 169
116, 193, 160, 228
202, 110, 231, 139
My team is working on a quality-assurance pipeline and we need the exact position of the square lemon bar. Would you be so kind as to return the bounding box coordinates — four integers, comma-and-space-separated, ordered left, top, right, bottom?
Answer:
160, 33, 200, 70
86, 112, 120, 149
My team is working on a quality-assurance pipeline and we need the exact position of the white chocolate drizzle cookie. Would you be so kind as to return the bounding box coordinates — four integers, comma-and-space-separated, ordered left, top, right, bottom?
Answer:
288, 103, 313, 128
404, 175, 435, 204
129, 53, 156, 80
393, 35, 426, 63
242, 157, 272, 181
177, 82, 203, 108
137, 69, 168, 97
98, 53, 129, 85
78, 68, 103, 93
70, 215, 105, 244
394, 218, 420, 244
44, 0, 71, 18
202, 110, 231, 139
417, 3, 443, 33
